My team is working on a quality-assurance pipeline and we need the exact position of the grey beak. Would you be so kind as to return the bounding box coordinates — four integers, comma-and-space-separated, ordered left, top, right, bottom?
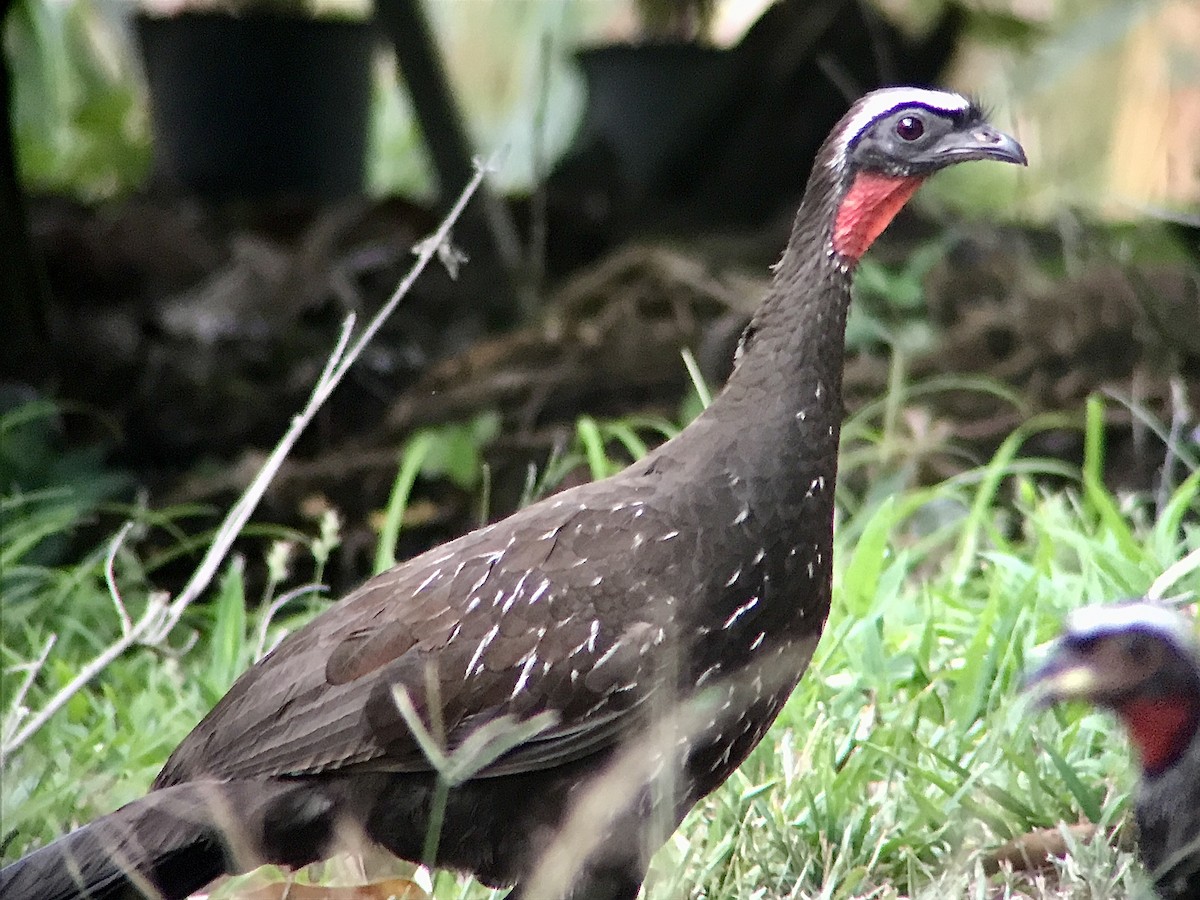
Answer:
937, 125, 1028, 167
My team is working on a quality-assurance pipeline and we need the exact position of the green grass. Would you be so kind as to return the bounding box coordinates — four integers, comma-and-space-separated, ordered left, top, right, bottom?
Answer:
2, 390, 1197, 900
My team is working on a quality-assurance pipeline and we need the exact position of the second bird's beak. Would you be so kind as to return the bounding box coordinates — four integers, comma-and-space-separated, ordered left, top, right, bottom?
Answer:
926, 124, 1028, 167
1024, 644, 1100, 707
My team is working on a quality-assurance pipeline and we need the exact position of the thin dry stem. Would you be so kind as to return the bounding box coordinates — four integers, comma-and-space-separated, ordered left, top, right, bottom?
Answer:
2, 159, 496, 758
0, 633, 56, 765
105, 520, 136, 635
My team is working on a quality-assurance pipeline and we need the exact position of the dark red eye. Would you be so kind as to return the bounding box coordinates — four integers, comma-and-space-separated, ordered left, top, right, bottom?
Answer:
895, 115, 925, 141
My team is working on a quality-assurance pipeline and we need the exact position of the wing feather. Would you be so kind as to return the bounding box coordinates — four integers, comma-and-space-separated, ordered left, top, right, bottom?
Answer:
155, 480, 679, 788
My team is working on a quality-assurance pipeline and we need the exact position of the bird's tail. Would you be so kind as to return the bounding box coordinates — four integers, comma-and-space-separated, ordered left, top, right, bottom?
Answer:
1, 778, 337, 900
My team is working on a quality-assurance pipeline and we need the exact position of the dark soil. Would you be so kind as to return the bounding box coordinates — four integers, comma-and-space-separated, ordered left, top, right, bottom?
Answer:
10, 193, 1200, 594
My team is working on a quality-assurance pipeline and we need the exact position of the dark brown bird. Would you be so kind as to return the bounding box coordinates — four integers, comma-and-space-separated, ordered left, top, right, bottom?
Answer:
1028, 602, 1200, 899
2, 87, 1025, 900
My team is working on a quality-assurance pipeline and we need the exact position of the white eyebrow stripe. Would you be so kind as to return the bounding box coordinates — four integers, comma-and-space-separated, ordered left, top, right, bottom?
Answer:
1065, 602, 1197, 651
830, 87, 972, 163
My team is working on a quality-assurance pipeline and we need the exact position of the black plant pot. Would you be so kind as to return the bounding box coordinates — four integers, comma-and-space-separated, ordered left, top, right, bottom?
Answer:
573, 43, 738, 190
137, 12, 376, 200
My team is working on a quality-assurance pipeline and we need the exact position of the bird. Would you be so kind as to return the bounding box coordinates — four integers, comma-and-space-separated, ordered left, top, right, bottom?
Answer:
2, 86, 1026, 900
1027, 601, 1200, 899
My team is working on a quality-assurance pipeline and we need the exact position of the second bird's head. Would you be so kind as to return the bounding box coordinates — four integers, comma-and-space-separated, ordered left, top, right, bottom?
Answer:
1027, 602, 1200, 776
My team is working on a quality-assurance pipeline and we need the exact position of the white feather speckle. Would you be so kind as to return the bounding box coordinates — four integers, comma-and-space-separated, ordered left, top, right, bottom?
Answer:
592, 641, 620, 670
528, 578, 551, 605
722, 595, 760, 629
587, 619, 600, 652
466, 624, 500, 677
511, 653, 538, 697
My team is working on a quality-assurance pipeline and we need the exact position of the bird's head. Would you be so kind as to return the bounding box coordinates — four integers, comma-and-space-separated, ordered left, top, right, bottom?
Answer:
813, 86, 1027, 265
1026, 602, 1200, 776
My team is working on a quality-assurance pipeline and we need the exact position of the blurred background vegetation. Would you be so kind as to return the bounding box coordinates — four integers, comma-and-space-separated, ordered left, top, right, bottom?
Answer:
7, 0, 1198, 215
2, 1, 1199, 897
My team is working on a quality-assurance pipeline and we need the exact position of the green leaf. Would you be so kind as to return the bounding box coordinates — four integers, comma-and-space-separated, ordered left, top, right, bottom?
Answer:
207, 556, 248, 695
1038, 737, 1105, 824
375, 431, 434, 574
576, 415, 612, 481
842, 496, 895, 617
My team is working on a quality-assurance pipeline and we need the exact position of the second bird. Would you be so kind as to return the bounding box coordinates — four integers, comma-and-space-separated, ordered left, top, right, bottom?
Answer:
1029, 602, 1200, 899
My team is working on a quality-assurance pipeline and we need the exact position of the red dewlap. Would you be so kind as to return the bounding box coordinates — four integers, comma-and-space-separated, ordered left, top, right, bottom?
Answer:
1119, 696, 1199, 776
832, 172, 924, 261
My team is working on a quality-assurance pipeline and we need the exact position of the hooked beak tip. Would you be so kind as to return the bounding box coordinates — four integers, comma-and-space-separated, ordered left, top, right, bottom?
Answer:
990, 131, 1028, 167
938, 127, 1028, 167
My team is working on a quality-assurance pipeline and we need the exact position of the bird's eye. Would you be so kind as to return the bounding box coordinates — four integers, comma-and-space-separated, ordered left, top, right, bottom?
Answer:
1122, 633, 1156, 662
895, 115, 925, 141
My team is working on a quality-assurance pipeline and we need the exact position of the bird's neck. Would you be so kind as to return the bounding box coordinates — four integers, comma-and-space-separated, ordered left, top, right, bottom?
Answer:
684, 158, 928, 468
673, 180, 853, 494
1121, 693, 1200, 779
638, 160, 923, 615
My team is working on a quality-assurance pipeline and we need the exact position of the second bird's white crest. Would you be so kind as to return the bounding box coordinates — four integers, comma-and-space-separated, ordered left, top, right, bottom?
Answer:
1064, 601, 1199, 652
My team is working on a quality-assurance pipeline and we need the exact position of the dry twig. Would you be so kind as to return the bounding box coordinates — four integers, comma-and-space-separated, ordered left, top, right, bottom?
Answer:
0, 158, 497, 759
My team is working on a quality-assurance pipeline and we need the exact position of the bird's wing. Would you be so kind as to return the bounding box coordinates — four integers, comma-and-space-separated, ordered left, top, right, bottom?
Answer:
156, 479, 689, 786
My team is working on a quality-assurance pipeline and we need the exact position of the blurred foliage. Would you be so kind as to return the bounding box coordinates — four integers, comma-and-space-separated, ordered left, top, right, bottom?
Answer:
0, 398, 130, 572
137, 0, 371, 18
633, 0, 716, 40
4, 0, 1196, 214
846, 242, 944, 355
6, 0, 150, 199
367, 51, 436, 199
